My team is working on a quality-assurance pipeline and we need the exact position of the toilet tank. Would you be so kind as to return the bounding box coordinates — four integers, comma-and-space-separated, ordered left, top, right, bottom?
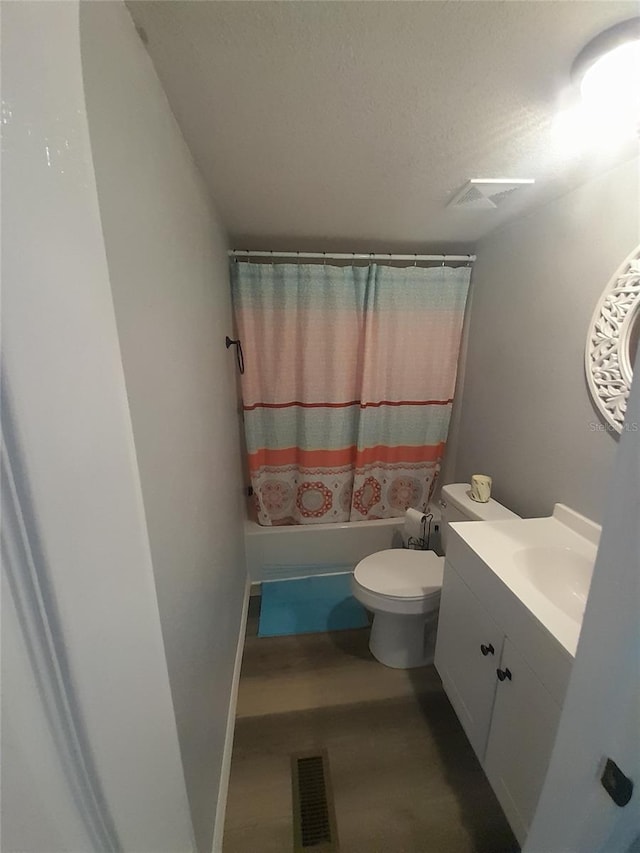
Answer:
440, 483, 520, 552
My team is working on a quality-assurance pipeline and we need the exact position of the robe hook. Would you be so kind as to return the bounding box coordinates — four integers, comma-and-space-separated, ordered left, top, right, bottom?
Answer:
225, 336, 245, 374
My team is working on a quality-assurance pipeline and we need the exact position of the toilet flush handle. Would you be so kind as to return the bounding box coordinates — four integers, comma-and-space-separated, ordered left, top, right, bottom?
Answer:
480, 643, 495, 656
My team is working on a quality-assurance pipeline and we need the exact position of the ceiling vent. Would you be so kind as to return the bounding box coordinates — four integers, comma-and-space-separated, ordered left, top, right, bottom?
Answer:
448, 179, 535, 210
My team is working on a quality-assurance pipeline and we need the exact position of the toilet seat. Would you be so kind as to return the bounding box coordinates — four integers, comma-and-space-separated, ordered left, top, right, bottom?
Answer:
354, 548, 444, 600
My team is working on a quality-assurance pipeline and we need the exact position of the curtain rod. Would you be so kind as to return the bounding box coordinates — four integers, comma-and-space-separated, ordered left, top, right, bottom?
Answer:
229, 250, 476, 263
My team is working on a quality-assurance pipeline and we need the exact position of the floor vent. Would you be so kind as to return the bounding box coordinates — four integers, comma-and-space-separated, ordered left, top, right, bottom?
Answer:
291, 751, 339, 852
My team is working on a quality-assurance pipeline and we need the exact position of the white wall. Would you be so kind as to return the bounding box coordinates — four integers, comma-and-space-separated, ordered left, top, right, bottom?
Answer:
2, 3, 195, 850
2, 556, 95, 853
453, 156, 640, 522
79, 5, 248, 852
524, 354, 640, 852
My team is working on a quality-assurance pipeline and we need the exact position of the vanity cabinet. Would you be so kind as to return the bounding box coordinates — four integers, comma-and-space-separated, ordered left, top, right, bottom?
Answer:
434, 568, 504, 758
484, 638, 562, 842
435, 560, 564, 845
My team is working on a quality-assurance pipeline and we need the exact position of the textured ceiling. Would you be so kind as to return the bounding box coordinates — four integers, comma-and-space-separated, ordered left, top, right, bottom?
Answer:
127, 1, 639, 251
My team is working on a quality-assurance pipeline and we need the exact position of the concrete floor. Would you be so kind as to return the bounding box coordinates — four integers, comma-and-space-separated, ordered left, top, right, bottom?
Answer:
223, 597, 519, 853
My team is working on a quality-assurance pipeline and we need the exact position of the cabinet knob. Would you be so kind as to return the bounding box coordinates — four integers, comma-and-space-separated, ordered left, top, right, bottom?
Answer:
480, 643, 495, 656
496, 667, 512, 682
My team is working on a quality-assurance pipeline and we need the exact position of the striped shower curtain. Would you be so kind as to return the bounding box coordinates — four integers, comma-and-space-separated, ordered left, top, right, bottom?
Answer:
232, 262, 470, 525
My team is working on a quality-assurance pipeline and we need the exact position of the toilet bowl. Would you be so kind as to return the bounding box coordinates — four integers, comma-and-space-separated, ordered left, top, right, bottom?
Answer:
352, 483, 520, 669
352, 549, 444, 668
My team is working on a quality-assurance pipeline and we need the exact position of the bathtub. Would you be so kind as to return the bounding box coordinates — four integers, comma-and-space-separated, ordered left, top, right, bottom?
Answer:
244, 505, 441, 582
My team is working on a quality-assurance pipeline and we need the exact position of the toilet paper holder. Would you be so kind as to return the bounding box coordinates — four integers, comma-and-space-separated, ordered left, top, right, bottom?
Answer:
405, 509, 434, 551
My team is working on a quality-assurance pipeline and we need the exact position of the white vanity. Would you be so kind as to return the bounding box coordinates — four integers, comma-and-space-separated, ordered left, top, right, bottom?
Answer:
434, 505, 600, 844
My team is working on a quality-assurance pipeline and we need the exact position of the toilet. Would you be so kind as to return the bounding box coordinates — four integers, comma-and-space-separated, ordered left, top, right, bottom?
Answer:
351, 483, 519, 669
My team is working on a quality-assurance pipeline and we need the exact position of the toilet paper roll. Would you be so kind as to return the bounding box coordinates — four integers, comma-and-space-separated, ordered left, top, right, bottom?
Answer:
404, 507, 427, 545
470, 474, 492, 503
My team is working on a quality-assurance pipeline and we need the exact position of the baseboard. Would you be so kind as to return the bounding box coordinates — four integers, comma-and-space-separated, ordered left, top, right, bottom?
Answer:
211, 577, 251, 853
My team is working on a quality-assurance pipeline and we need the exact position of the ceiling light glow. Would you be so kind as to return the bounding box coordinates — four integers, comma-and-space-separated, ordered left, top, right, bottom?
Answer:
556, 19, 640, 157
551, 104, 623, 158
580, 39, 640, 134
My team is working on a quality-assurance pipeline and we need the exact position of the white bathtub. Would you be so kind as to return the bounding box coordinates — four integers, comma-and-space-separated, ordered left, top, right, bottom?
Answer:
244, 506, 441, 582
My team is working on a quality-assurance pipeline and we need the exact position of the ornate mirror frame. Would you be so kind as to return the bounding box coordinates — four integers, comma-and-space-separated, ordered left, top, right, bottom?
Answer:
585, 245, 640, 434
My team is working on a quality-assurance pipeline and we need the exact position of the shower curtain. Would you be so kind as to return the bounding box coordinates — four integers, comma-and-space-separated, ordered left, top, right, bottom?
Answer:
232, 261, 470, 525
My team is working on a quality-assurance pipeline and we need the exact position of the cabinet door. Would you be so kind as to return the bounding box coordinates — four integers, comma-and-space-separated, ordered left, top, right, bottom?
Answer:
484, 638, 562, 845
434, 565, 504, 760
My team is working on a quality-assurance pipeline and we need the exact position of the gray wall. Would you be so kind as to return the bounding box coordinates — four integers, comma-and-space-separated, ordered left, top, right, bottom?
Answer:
453, 156, 640, 523
80, 5, 247, 851
3, 3, 195, 850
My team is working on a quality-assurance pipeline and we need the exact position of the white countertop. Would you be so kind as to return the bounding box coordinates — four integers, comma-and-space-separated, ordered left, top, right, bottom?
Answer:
450, 505, 600, 657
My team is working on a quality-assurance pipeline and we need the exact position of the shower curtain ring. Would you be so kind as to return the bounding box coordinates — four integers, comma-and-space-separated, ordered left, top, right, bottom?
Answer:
413, 254, 417, 267
441, 255, 446, 267
323, 252, 326, 266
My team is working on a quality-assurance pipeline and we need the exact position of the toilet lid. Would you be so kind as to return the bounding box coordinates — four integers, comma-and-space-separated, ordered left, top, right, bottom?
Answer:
354, 549, 444, 599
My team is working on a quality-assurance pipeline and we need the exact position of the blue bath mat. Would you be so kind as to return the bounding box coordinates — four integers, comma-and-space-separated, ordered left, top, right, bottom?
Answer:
258, 573, 369, 637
